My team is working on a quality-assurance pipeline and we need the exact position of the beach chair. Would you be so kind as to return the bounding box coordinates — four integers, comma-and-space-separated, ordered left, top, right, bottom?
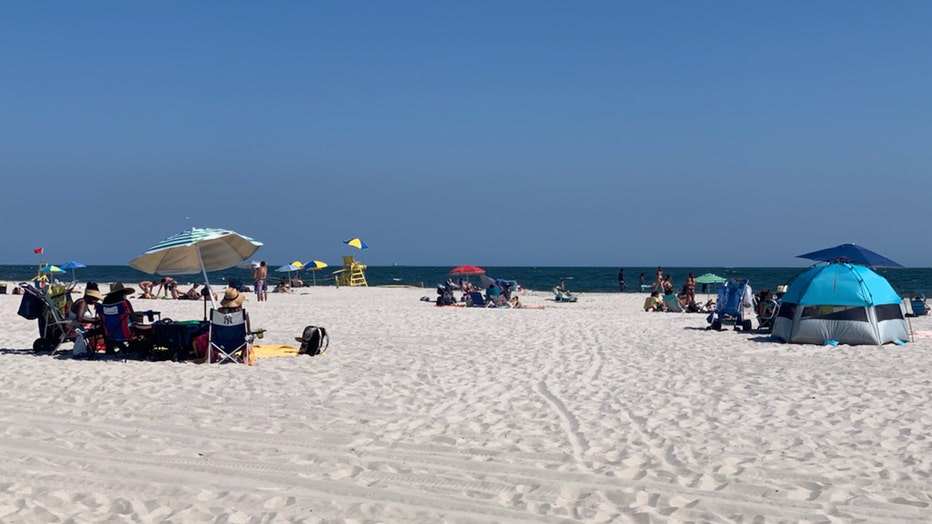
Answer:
707, 278, 753, 331
208, 309, 260, 364
552, 288, 578, 303
662, 294, 683, 312
96, 300, 158, 357
756, 298, 779, 332
465, 291, 486, 307
908, 296, 928, 317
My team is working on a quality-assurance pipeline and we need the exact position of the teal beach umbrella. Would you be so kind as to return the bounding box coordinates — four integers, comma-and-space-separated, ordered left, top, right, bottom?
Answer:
129, 227, 263, 308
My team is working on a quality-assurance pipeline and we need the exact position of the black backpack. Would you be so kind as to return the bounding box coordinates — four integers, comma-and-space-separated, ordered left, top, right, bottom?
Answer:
295, 326, 329, 356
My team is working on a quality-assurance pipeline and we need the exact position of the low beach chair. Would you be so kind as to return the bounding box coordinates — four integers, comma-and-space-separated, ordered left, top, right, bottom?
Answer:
97, 300, 157, 357
552, 288, 578, 303
908, 296, 928, 317
662, 294, 683, 312
756, 298, 779, 332
465, 291, 486, 307
208, 309, 260, 364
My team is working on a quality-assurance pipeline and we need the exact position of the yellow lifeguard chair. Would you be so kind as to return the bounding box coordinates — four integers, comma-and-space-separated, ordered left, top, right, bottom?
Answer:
333, 256, 368, 287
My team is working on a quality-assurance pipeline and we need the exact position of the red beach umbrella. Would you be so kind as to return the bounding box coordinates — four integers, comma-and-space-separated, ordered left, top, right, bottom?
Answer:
449, 265, 486, 276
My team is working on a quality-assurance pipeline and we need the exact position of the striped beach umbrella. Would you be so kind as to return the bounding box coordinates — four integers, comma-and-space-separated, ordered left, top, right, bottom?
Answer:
304, 260, 328, 286
343, 237, 368, 250
129, 227, 262, 307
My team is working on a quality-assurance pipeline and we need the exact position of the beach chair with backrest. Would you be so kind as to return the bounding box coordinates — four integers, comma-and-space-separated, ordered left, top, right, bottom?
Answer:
208, 309, 258, 364
756, 298, 780, 332
707, 278, 753, 331
662, 294, 683, 312
909, 295, 928, 317
465, 291, 487, 307
552, 288, 578, 303
96, 300, 157, 357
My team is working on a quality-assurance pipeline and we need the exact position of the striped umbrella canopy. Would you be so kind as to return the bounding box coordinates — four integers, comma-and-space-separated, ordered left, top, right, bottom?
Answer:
304, 260, 328, 286
343, 237, 368, 250
129, 228, 262, 308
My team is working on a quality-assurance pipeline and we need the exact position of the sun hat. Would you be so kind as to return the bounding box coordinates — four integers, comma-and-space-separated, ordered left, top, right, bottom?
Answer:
221, 287, 245, 308
107, 282, 136, 296
84, 288, 103, 301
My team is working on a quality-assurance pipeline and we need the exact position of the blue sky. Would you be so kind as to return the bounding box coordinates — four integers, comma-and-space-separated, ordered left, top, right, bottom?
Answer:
2, 2, 930, 268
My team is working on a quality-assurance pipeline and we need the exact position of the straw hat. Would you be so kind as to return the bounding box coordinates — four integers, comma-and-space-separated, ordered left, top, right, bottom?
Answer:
221, 288, 245, 308
107, 282, 135, 296
84, 288, 103, 301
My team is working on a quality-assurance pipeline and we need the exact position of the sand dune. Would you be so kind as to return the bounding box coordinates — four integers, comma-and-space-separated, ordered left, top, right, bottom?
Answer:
1, 285, 930, 522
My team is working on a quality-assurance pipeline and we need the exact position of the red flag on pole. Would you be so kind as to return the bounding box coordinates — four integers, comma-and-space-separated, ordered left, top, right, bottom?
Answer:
33, 247, 44, 254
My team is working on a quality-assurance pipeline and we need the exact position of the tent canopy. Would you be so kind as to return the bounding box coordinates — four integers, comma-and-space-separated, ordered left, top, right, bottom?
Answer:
781, 263, 902, 307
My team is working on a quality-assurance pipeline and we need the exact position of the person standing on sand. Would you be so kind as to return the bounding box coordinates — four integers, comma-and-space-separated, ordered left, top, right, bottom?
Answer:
253, 261, 268, 302
618, 268, 627, 292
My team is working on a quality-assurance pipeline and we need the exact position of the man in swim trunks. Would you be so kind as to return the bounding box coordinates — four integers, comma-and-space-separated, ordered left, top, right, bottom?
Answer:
253, 261, 268, 302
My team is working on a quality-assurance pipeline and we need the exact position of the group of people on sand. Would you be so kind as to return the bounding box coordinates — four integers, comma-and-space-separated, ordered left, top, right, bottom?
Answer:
643, 266, 713, 313
137, 277, 217, 301
67, 280, 250, 362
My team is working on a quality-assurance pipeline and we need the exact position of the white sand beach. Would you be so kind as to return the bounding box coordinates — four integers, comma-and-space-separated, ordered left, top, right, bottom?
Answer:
1, 285, 931, 522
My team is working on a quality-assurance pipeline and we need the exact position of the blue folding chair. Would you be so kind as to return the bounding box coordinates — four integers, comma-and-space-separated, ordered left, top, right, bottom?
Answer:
909, 296, 928, 317
208, 309, 260, 364
96, 300, 158, 356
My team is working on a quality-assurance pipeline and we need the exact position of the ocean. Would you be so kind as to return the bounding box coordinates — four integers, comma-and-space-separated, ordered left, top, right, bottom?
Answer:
4, 265, 932, 297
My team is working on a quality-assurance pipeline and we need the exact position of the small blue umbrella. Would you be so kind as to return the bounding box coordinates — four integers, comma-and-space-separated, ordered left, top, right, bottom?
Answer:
60, 260, 87, 281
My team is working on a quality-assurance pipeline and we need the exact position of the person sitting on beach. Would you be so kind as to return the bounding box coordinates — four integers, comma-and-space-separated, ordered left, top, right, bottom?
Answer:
485, 283, 503, 307
661, 275, 675, 295
138, 281, 155, 299
274, 280, 291, 293
699, 299, 716, 313
291, 276, 305, 288
556, 278, 572, 296
69, 285, 102, 330
156, 277, 179, 299
644, 291, 665, 312
189, 288, 248, 364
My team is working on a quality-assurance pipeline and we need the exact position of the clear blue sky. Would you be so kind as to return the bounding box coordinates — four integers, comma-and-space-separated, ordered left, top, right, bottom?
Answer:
2, 2, 930, 268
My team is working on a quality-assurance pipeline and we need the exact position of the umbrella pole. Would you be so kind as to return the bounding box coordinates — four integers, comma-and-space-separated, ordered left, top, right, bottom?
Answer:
197, 245, 218, 311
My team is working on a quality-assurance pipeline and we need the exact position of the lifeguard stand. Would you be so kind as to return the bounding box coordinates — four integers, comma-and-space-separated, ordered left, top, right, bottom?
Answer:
333, 256, 368, 287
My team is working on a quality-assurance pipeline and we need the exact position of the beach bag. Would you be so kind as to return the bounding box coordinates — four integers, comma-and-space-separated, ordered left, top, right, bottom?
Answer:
295, 326, 329, 356
17, 292, 42, 320
73, 329, 88, 357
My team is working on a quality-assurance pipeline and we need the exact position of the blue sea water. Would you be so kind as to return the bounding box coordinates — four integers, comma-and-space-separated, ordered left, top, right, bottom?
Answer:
4, 265, 932, 297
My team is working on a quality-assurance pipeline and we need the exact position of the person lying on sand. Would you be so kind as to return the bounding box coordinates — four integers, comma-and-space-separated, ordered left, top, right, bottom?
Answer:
510, 297, 544, 309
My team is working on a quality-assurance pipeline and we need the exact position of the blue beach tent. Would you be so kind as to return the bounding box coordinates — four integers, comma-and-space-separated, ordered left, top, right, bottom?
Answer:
772, 263, 909, 345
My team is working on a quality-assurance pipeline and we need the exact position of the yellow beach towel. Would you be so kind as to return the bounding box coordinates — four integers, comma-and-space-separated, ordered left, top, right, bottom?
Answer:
252, 344, 300, 358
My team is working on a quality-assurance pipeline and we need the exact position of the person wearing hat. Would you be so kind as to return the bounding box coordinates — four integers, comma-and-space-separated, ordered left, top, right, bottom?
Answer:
69, 285, 103, 327
68, 285, 104, 354
219, 287, 246, 313
103, 282, 136, 304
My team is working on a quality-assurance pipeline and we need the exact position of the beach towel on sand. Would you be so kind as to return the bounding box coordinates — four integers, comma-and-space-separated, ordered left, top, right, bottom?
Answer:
252, 345, 299, 358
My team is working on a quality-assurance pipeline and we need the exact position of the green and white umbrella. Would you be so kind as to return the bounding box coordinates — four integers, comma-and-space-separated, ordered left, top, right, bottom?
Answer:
129, 227, 262, 308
